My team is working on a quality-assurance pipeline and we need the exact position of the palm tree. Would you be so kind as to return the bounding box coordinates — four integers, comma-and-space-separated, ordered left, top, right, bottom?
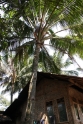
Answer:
0, 54, 15, 104
1, 0, 83, 123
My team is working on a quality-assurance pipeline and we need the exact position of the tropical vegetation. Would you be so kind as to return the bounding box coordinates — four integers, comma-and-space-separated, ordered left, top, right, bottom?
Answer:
0, 0, 83, 124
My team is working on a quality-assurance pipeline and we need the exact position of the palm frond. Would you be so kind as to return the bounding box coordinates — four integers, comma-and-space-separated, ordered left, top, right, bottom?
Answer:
39, 46, 61, 73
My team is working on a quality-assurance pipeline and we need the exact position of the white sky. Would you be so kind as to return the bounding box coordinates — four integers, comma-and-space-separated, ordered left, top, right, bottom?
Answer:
0, 9, 4, 17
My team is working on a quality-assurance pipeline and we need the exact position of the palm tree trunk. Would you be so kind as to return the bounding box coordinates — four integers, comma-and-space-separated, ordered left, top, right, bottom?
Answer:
27, 43, 40, 124
10, 87, 13, 104
10, 68, 15, 104
10, 82, 14, 104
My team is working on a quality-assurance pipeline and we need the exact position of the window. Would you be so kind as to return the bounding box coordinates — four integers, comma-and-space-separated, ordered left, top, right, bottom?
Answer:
74, 104, 80, 120
46, 101, 55, 124
57, 98, 68, 122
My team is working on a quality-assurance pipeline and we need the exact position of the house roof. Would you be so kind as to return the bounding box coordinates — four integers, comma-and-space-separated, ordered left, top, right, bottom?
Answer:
0, 113, 12, 124
0, 82, 30, 124
37, 72, 83, 89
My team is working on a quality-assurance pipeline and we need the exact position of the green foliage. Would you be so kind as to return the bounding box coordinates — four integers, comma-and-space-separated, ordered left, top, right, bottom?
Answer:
1, 0, 83, 100
39, 48, 61, 73
0, 95, 10, 110
0, 0, 83, 76
1, 0, 83, 56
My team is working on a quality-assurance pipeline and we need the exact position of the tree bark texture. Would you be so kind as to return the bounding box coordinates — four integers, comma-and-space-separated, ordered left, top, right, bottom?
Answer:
26, 43, 40, 124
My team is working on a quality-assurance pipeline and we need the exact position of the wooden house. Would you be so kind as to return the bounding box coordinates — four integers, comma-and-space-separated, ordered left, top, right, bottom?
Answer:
1, 72, 83, 124
35, 72, 83, 124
